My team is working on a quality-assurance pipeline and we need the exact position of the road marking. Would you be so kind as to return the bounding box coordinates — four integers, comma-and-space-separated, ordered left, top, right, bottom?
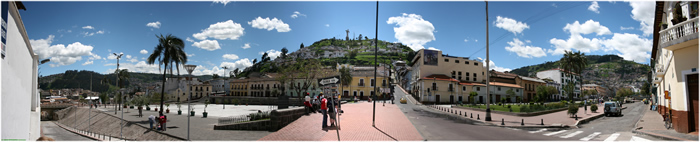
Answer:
529, 128, 547, 133
604, 133, 620, 141
543, 130, 567, 136
630, 136, 652, 141
507, 128, 520, 131
560, 131, 583, 138
579, 132, 601, 141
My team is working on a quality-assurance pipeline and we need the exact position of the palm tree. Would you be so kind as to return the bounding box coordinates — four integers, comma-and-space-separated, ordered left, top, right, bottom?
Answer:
339, 66, 352, 97
115, 69, 130, 109
147, 34, 187, 113
559, 50, 588, 103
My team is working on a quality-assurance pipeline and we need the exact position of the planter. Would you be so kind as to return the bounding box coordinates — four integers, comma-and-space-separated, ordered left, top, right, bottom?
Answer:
155, 108, 158, 112
146, 107, 151, 111
130, 106, 134, 109
166, 109, 170, 113
178, 110, 182, 115
203, 112, 208, 118
123, 105, 127, 108
190, 111, 195, 116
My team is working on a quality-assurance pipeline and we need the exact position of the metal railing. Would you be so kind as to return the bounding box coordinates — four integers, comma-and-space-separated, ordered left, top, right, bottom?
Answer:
217, 111, 272, 125
659, 17, 698, 47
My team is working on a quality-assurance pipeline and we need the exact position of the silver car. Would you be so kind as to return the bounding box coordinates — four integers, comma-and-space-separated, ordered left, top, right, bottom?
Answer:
604, 102, 622, 116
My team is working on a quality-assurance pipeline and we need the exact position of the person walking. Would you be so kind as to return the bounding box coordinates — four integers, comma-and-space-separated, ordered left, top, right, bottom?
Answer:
320, 93, 328, 129
148, 115, 155, 130
327, 96, 337, 127
159, 113, 165, 131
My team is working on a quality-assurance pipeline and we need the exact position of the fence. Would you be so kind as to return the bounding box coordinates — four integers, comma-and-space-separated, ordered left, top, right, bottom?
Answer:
218, 111, 272, 125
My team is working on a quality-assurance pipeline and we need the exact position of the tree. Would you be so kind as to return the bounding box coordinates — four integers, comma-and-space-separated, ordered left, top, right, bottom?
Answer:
281, 47, 289, 59
559, 50, 588, 102
339, 67, 352, 87
469, 91, 478, 105
562, 83, 575, 103
535, 86, 549, 103
358, 34, 363, 41
277, 58, 324, 98
115, 69, 130, 109
212, 74, 220, 79
300, 43, 304, 49
147, 34, 187, 114
506, 89, 515, 103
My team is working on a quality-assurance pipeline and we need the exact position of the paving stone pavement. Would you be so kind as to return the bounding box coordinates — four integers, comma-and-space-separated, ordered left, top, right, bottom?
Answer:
634, 107, 699, 141
259, 101, 423, 141
437, 104, 604, 127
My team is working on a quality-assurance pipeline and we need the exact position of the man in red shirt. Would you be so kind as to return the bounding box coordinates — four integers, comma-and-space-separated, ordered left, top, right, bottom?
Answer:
320, 93, 328, 128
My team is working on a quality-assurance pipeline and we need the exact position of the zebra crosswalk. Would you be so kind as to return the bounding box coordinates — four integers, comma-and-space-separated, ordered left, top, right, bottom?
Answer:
527, 129, 654, 141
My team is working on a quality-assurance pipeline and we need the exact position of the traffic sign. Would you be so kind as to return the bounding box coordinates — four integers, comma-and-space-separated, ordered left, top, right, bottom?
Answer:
318, 76, 340, 86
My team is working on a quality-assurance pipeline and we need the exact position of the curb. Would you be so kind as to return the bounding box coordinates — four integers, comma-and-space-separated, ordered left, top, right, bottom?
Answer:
632, 130, 695, 141
52, 121, 105, 141
572, 106, 627, 128
423, 105, 569, 129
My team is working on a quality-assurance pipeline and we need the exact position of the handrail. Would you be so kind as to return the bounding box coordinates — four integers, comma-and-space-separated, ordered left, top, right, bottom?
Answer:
659, 17, 698, 45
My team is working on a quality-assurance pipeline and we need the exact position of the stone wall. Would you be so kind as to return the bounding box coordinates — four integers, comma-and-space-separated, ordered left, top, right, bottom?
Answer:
210, 96, 304, 106
213, 107, 306, 132
214, 120, 271, 131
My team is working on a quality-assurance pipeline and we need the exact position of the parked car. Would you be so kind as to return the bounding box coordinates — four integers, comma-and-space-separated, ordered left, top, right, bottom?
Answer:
604, 101, 622, 116
400, 98, 407, 104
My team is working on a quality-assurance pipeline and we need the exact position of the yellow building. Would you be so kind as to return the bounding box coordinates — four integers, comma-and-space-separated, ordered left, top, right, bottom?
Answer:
340, 71, 389, 100
651, 1, 698, 133
230, 79, 249, 96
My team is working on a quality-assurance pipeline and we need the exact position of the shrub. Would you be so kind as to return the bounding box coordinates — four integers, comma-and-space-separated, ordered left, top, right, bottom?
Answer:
521, 105, 531, 112
567, 104, 579, 117
529, 102, 534, 105
590, 104, 598, 112
498, 102, 502, 106
507, 105, 511, 108
561, 100, 568, 104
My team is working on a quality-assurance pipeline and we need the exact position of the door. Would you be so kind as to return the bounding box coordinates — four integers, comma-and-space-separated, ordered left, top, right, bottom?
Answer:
435, 95, 441, 104
496, 95, 501, 103
687, 74, 698, 132
450, 95, 454, 104
458, 96, 463, 103
479, 96, 483, 104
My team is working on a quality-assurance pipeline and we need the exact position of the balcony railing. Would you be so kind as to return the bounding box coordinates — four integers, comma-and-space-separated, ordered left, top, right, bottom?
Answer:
659, 17, 699, 48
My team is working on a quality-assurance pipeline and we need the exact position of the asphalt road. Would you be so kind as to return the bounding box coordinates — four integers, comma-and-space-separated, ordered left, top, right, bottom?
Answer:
392, 85, 567, 141
570, 101, 661, 141
41, 121, 93, 141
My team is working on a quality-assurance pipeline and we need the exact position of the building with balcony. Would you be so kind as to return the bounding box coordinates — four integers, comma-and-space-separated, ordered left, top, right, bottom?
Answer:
517, 76, 546, 102
408, 49, 487, 103
1, 2, 40, 140
341, 71, 390, 100
536, 68, 581, 100
229, 78, 249, 96
651, 1, 698, 134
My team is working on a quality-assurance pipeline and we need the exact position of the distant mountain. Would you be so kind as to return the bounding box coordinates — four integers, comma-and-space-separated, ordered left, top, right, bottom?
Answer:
39, 70, 214, 92
510, 54, 650, 91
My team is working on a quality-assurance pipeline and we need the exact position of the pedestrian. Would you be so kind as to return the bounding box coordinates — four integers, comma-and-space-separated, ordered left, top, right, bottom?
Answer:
304, 95, 313, 114
159, 112, 166, 131
327, 95, 337, 127
148, 115, 155, 130
162, 113, 167, 131
320, 93, 328, 128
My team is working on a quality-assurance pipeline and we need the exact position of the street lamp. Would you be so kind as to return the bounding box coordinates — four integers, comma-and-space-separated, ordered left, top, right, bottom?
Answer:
184, 64, 197, 141
113, 53, 123, 114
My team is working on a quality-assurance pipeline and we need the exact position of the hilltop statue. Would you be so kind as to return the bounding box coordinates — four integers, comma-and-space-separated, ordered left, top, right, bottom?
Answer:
346, 29, 350, 41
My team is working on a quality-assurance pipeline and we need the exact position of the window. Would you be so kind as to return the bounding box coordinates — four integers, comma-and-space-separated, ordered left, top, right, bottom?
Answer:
474, 62, 478, 66
449, 84, 453, 91
516, 89, 519, 92
382, 79, 387, 87
465, 61, 470, 64
473, 77, 477, 81
466, 72, 470, 76
432, 83, 437, 90
477, 87, 481, 91
455, 60, 459, 63
498, 87, 501, 91
370, 79, 375, 87
445, 59, 449, 62
463, 86, 466, 91
458, 71, 462, 75
359, 79, 365, 86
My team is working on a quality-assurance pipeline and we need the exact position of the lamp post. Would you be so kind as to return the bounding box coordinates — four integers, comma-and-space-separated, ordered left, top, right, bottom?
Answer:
222, 66, 229, 109
113, 53, 123, 114
485, 1, 492, 121
184, 64, 197, 141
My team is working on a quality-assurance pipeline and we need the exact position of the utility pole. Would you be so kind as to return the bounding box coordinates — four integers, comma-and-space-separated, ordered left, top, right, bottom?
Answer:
372, 0, 379, 127
485, 1, 492, 121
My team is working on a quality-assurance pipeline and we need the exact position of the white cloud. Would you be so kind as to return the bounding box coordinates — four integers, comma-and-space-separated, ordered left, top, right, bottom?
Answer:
82, 26, 94, 29
464, 39, 469, 42
620, 26, 635, 30
82, 60, 93, 65
588, 1, 600, 14
88, 53, 102, 60
147, 21, 161, 29
248, 17, 291, 32
192, 59, 253, 76
325, 24, 330, 27
221, 58, 254, 71
213, 0, 232, 6
291, 11, 306, 19
96, 30, 104, 34
186, 37, 195, 42
140, 49, 148, 54
241, 43, 251, 49
494, 16, 530, 35
386, 13, 436, 51
129, 58, 138, 63
126, 55, 132, 59
479, 58, 512, 72
552, 3, 558, 8
187, 53, 195, 57
603, 33, 652, 62
222, 54, 239, 60
563, 20, 611, 36
504, 38, 547, 58
259, 49, 282, 60
548, 34, 603, 55
192, 40, 221, 51
30, 35, 97, 67
427, 47, 440, 51
105, 61, 162, 74
629, 1, 655, 36
193, 20, 245, 40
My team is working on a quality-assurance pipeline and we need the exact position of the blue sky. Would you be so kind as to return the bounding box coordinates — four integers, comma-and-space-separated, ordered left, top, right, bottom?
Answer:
21, 1, 655, 76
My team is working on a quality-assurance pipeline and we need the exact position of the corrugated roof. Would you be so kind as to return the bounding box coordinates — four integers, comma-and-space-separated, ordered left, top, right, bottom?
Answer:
520, 76, 546, 83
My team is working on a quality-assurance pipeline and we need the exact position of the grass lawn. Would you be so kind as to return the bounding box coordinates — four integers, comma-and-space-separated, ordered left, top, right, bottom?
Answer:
460, 104, 523, 112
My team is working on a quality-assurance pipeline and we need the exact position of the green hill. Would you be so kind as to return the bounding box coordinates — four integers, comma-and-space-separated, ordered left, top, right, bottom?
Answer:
39, 70, 214, 92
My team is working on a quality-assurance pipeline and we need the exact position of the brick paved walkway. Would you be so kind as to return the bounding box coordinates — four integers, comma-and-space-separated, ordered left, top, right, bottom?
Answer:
634, 107, 699, 141
259, 102, 423, 141
436, 105, 603, 127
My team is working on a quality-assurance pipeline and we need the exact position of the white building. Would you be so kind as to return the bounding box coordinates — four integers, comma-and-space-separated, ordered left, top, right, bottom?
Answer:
209, 78, 229, 94
164, 77, 202, 102
1, 2, 41, 140
536, 68, 580, 100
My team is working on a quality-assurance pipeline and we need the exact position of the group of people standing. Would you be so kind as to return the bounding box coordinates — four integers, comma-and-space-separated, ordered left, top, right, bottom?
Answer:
303, 93, 340, 129
148, 112, 168, 131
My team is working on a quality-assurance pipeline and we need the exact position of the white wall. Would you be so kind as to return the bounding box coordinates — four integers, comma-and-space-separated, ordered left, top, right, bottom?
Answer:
1, 2, 40, 140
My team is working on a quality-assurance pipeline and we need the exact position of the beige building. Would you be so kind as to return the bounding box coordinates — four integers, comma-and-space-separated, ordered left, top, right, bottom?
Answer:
408, 49, 487, 103
516, 76, 546, 102
247, 74, 282, 97
651, 1, 698, 134
230, 78, 249, 96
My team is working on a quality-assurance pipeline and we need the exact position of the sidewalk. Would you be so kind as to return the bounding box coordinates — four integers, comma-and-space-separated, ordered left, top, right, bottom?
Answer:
434, 104, 605, 128
633, 108, 699, 141
259, 102, 423, 141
